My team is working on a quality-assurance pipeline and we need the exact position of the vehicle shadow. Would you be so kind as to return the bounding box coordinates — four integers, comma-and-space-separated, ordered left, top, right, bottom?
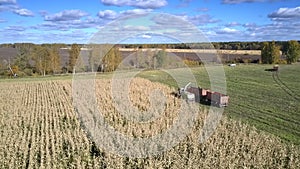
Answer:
264, 68, 277, 72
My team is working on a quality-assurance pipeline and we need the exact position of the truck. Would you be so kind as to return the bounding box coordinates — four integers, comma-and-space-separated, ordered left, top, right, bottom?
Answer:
176, 82, 195, 102
176, 84, 229, 107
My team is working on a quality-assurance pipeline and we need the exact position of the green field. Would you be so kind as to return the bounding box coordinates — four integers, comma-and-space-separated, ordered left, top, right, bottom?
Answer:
136, 64, 300, 145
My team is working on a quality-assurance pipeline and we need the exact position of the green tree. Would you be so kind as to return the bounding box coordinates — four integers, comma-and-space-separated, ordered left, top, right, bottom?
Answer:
14, 44, 33, 71
261, 41, 281, 64
68, 44, 81, 73
270, 41, 281, 64
286, 40, 300, 64
261, 42, 270, 64
155, 49, 167, 68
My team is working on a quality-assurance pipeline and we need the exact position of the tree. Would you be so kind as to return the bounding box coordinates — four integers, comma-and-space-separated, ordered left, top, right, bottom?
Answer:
32, 46, 51, 76
68, 44, 81, 73
89, 45, 103, 72
49, 45, 61, 74
8, 65, 18, 77
270, 41, 281, 64
286, 40, 300, 64
75, 54, 87, 72
102, 46, 122, 72
155, 49, 167, 68
135, 48, 142, 68
261, 41, 281, 64
31, 45, 61, 76
261, 42, 270, 64
145, 49, 154, 69
14, 44, 32, 71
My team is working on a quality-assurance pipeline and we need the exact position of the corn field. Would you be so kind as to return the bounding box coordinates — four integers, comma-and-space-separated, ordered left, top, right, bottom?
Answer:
0, 78, 299, 168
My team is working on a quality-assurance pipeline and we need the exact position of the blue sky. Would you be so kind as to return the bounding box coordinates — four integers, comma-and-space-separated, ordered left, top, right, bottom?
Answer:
0, 0, 299, 43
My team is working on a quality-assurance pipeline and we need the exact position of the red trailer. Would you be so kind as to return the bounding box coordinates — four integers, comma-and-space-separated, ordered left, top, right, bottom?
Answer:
187, 87, 201, 102
206, 91, 229, 107
200, 88, 208, 96
179, 85, 229, 107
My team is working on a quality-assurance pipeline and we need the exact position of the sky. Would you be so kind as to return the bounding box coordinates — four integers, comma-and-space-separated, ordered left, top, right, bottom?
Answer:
0, 0, 299, 44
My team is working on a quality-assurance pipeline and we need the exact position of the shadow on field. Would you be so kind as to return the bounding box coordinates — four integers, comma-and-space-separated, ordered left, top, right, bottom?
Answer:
264, 68, 277, 72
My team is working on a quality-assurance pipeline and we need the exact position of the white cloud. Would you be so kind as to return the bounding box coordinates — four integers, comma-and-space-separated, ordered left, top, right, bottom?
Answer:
44, 10, 88, 21
0, 0, 16, 5
0, 0, 34, 17
0, 0, 17, 12
243, 22, 257, 27
97, 9, 152, 20
121, 9, 152, 15
35, 17, 102, 31
242, 22, 258, 32
248, 22, 300, 40
222, 0, 268, 4
225, 22, 241, 27
188, 14, 220, 25
2, 3, 300, 43
122, 25, 150, 31
268, 6, 300, 21
217, 27, 240, 34
98, 10, 118, 19
101, 0, 167, 9
13, 8, 34, 17
141, 34, 151, 39
222, 0, 291, 4
5, 25, 26, 31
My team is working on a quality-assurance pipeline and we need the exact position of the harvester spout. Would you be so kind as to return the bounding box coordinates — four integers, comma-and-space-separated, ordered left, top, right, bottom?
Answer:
184, 82, 191, 91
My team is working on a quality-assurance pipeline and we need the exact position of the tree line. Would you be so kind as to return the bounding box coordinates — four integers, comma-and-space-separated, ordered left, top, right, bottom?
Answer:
121, 41, 300, 64
0, 43, 122, 77
2, 40, 299, 51
5, 43, 64, 77
119, 41, 300, 51
0, 40, 299, 77
261, 40, 300, 64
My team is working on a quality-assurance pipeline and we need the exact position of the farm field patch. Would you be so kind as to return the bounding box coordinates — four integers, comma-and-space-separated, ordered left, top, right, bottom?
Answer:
0, 74, 299, 168
137, 64, 300, 145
